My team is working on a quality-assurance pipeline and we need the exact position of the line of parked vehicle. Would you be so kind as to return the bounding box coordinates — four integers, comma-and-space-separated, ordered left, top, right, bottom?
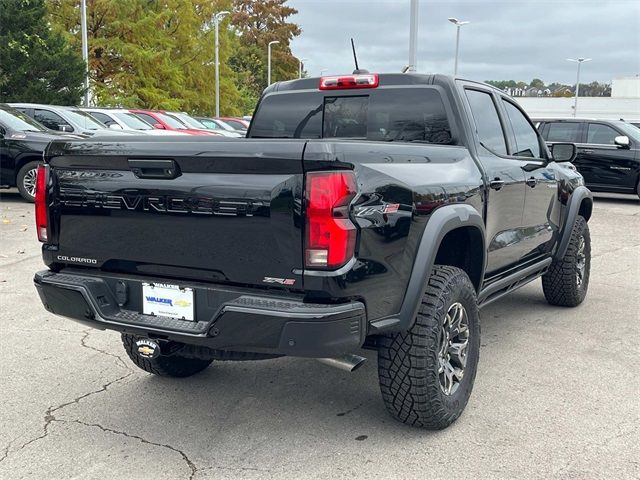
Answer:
0, 103, 250, 200
1, 101, 639, 203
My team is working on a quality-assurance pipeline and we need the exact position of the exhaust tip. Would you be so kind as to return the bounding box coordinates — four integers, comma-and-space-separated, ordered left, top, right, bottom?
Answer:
317, 354, 367, 372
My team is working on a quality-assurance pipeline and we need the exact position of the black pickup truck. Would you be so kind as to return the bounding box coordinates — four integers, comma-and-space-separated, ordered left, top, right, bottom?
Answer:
34, 73, 593, 429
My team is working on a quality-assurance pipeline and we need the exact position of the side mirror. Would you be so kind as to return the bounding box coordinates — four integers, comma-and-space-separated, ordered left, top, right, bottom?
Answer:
153, 123, 166, 129
550, 143, 576, 163
614, 135, 630, 148
108, 123, 123, 130
58, 124, 73, 132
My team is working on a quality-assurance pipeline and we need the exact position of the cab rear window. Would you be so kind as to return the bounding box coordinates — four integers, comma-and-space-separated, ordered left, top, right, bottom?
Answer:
249, 88, 453, 144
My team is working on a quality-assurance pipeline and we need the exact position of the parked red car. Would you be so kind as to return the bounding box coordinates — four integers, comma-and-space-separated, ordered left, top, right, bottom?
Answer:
129, 109, 220, 136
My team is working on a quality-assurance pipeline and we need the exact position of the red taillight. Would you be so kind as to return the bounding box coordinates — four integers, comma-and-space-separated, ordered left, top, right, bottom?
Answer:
319, 74, 379, 90
35, 164, 49, 243
305, 171, 358, 269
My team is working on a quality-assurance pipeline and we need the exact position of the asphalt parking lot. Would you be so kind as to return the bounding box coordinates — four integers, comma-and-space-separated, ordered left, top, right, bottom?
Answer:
0, 189, 638, 480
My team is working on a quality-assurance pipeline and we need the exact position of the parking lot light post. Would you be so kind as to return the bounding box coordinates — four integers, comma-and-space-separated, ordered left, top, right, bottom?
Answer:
298, 58, 308, 79
567, 57, 592, 117
267, 41, 280, 86
214, 11, 230, 118
448, 18, 470, 76
80, 0, 89, 106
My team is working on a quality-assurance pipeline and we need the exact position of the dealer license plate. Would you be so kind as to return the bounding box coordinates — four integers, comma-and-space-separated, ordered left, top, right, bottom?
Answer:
142, 283, 194, 320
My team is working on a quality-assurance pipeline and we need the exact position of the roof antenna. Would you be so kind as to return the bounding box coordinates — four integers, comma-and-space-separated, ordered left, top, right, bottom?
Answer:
351, 38, 369, 74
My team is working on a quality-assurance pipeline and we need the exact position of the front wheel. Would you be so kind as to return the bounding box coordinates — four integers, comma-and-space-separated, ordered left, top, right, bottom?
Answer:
542, 215, 591, 307
377, 265, 481, 429
16, 161, 40, 202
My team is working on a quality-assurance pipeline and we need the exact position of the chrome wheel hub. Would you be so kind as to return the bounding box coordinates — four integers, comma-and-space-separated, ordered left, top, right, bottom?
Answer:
438, 302, 470, 396
576, 236, 586, 287
22, 168, 37, 198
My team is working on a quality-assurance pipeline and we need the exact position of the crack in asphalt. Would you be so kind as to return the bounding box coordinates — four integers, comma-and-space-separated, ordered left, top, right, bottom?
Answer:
1, 329, 200, 479
80, 329, 131, 371
59, 419, 198, 480
0, 330, 132, 465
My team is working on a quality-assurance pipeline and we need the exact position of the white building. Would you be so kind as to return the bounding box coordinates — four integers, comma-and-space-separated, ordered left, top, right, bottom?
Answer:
611, 76, 640, 98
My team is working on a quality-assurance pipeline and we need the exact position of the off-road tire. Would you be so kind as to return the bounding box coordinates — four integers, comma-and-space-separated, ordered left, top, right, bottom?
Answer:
542, 215, 591, 307
377, 265, 480, 429
122, 334, 212, 377
16, 161, 40, 202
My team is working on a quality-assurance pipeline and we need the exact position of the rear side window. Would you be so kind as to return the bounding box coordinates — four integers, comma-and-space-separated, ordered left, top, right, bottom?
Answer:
249, 88, 453, 144
34, 109, 68, 131
502, 100, 541, 158
545, 122, 582, 143
587, 123, 619, 144
464, 89, 507, 155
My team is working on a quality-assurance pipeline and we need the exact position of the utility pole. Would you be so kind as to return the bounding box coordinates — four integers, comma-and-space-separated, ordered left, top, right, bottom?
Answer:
299, 58, 308, 79
214, 11, 230, 117
267, 41, 280, 85
80, 0, 89, 106
448, 18, 470, 76
408, 0, 418, 72
567, 57, 592, 117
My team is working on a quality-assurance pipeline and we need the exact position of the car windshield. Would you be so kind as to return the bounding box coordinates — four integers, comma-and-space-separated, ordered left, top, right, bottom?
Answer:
214, 119, 235, 131
199, 118, 220, 129
113, 112, 153, 130
171, 113, 206, 129
0, 108, 47, 132
68, 109, 107, 130
616, 122, 640, 143
224, 119, 247, 130
156, 112, 188, 129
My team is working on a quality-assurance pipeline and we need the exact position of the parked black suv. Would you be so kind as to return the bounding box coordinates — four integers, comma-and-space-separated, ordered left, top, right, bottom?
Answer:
536, 118, 640, 199
0, 104, 79, 201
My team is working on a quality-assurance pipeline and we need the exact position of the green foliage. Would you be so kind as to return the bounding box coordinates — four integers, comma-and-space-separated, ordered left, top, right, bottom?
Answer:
48, 0, 246, 115
0, 0, 86, 104
530, 78, 544, 89
230, 0, 301, 109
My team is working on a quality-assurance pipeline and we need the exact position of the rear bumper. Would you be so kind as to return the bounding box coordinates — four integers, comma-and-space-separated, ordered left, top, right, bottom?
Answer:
34, 270, 366, 358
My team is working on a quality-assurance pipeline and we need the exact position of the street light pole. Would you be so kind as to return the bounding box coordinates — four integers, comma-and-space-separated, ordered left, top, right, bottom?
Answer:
80, 0, 89, 106
267, 41, 280, 86
298, 58, 308, 79
567, 57, 592, 117
448, 18, 470, 76
214, 10, 230, 117
408, 0, 418, 72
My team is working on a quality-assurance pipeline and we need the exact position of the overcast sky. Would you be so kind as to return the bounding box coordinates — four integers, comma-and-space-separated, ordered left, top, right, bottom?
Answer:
288, 0, 640, 85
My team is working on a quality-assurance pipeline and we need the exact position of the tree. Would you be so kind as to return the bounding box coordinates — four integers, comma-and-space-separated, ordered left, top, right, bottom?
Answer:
230, 0, 302, 110
530, 78, 544, 89
0, 0, 86, 104
48, 0, 245, 115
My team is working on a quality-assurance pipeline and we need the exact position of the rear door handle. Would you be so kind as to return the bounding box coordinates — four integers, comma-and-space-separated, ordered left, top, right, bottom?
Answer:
489, 178, 505, 191
526, 177, 537, 188
128, 159, 179, 179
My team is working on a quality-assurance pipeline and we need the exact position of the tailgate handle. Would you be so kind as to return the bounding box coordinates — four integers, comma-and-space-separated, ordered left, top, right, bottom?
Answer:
128, 159, 180, 179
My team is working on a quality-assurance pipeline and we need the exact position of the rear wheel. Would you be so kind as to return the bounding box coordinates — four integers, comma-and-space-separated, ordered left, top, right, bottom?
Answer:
16, 161, 39, 202
377, 265, 480, 429
122, 334, 212, 377
542, 216, 591, 307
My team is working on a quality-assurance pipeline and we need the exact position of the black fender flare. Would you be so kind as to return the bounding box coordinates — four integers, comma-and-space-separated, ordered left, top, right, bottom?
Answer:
370, 204, 485, 333
554, 185, 593, 260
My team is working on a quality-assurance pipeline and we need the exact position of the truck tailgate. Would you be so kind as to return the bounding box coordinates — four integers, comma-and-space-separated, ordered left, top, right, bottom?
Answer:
45, 138, 305, 288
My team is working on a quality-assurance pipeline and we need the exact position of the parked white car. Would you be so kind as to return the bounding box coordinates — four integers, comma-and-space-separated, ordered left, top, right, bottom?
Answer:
82, 108, 190, 135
